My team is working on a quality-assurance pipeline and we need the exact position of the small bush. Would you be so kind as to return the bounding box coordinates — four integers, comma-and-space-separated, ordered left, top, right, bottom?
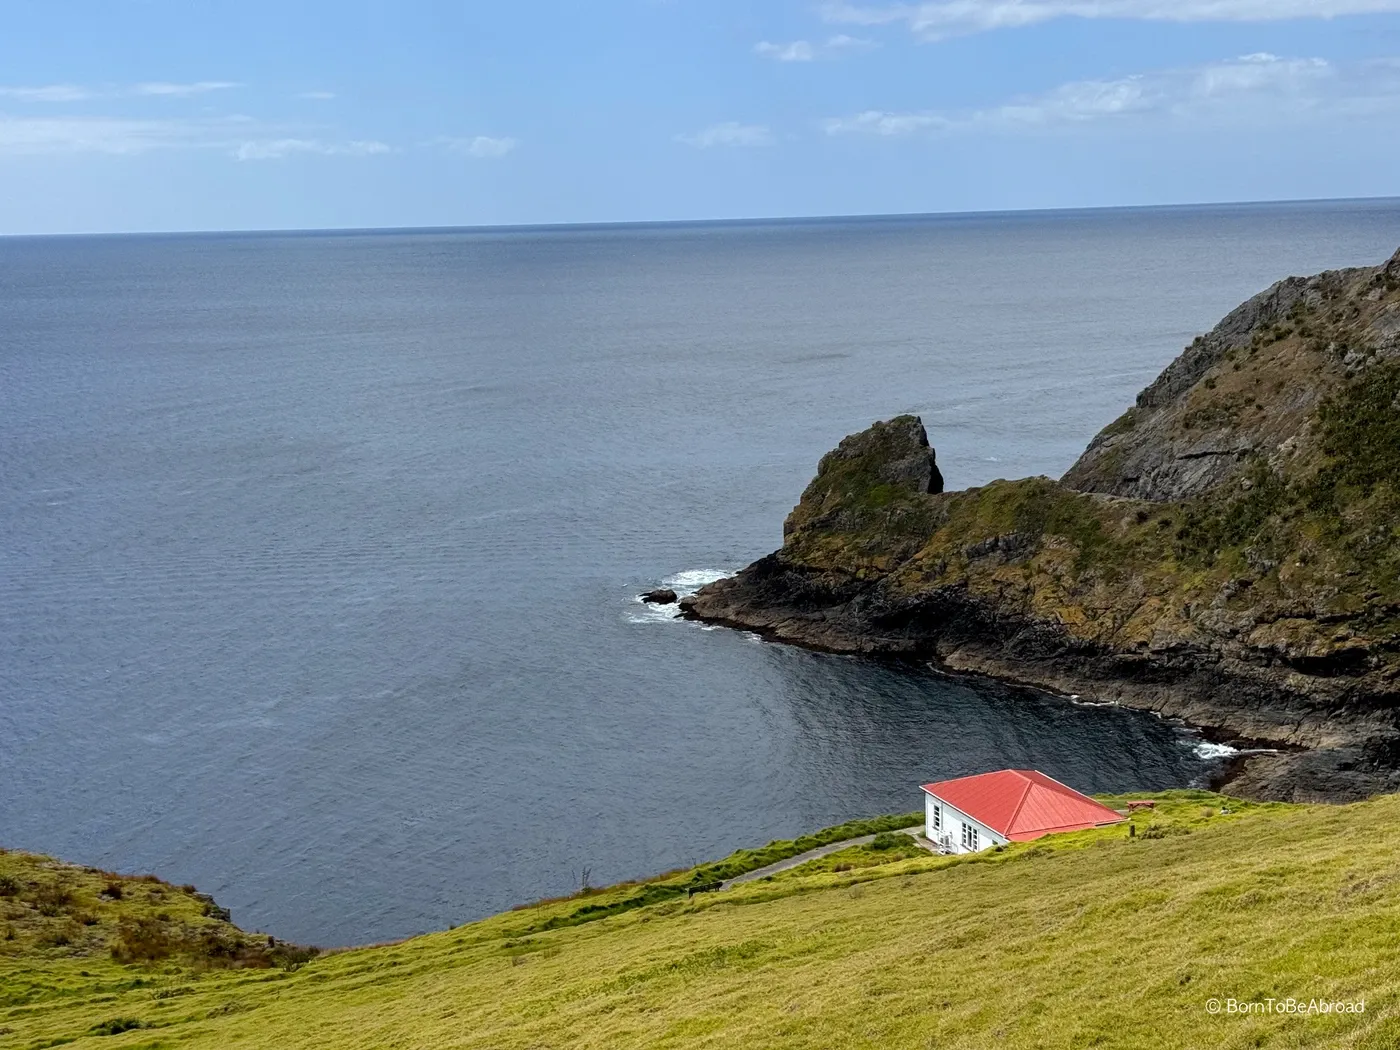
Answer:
0, 875, 19, 897
112, 916, 181, 963
870, 832, 912, 851
89, 1017, 149, 1036
33, 882, 73, 917
36, 920, 82, 948
1139, 824, 1192, 841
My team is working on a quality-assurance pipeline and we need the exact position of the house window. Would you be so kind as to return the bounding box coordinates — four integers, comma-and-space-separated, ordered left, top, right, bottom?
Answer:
961, 823, 978, 850
931, 805, 942, 831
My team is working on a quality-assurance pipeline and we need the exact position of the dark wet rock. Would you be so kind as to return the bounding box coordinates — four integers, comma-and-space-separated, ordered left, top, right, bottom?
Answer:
641, 588, 678, 605
683, 248, 1400, 802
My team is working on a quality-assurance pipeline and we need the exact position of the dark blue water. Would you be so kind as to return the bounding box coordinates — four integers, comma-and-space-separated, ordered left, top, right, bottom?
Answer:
4, 200, 1400, 946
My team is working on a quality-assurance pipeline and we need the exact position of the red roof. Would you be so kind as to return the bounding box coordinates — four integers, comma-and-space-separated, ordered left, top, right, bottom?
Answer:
921, 769, 1125, 842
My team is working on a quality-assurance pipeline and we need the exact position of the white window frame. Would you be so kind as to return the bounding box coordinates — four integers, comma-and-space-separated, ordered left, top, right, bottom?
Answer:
931, 804, 942, 831
961, 822, 978, 851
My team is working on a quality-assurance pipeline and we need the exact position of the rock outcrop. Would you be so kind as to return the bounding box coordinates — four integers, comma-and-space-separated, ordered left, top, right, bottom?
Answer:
684, 247, 1400, 802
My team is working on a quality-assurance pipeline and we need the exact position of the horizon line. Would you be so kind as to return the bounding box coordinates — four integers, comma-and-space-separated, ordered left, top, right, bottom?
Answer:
4, 193, 1400, 241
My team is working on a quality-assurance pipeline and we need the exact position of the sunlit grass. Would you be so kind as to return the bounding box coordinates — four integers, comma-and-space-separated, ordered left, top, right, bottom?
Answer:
6, 791, 1400, 1048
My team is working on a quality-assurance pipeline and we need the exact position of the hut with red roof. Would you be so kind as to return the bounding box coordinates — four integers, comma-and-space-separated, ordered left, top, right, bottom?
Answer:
921, 769, 1126, 854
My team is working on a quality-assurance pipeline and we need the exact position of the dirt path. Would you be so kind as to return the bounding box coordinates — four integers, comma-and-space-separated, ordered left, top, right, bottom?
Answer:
720, 825, 929, 890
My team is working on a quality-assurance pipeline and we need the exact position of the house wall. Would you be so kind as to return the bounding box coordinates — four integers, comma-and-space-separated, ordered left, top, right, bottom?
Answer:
924, 792, 1007, 854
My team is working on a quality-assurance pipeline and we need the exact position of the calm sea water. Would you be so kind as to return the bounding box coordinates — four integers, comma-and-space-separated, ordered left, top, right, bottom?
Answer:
5, 200, 1400, 946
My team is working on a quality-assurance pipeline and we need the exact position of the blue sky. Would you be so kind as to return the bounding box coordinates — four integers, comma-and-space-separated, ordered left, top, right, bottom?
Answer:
2, 1, 1399, 233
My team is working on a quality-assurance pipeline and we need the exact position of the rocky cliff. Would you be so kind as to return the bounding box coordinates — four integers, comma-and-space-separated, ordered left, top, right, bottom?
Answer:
683, 247, 1400, 802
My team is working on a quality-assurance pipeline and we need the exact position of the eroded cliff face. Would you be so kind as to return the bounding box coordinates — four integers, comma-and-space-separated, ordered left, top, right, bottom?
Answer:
1064, 249, 1400, 501
683, 248, 1400, 802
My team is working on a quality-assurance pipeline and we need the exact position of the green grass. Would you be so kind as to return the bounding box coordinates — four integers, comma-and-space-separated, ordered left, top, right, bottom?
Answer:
8, 791, 1400, 1048
761, 835, 928, 880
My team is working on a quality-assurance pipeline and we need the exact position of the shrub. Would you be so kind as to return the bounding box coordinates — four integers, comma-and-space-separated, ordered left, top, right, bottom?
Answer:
870, 832, 912, 851
36, 920, 82, 948
89, 1017, 149, 1036
33, 882, 73, 917
112, 917, 181, 963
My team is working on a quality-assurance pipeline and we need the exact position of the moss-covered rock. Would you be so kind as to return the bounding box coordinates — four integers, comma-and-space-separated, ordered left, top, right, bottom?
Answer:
683, 247, 1400, 802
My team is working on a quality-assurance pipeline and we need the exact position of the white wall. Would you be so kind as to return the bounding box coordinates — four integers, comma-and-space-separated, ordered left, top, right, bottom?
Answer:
924, 792, 1007, 854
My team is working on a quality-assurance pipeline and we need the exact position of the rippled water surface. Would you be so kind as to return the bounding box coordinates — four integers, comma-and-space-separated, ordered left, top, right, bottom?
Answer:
4, 201, 1400, 945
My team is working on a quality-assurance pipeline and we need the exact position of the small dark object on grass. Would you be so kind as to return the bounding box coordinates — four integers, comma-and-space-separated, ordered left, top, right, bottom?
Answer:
89, 1017, 149, 1036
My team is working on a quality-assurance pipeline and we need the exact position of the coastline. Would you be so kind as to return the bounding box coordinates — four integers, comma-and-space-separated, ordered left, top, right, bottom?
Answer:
677, 248, 1400, 805
680, 569, 1400, 804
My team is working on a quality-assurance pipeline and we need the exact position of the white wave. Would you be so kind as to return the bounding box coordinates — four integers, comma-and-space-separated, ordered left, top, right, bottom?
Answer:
663, 569, 731, 596
626, 569, 732, 625
1068, 695, 1118, 708
625, 604, 681, 624
626, 568, 729, 624
1187, 738, 1241, 760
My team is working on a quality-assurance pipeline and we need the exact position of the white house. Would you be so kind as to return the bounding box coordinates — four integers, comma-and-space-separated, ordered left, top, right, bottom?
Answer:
921, 769, 1126, 854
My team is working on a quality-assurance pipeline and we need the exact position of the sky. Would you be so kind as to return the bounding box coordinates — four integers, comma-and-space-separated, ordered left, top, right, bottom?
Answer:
2, 1, 1399, 233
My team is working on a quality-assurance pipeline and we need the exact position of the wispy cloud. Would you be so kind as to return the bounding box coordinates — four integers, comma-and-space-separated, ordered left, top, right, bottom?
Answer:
676, 121, 774, 147
434, 135, 519, 158
823, 52, 1398, 135
754, 34, 875, 61
823, 110, 952, 135
132, 81, 241, 97
0, 84, 94, 103
0, 115, 239, 155
0, 114, 392, 160
233, 138, 391, 161
0, 81, 240, 103
822, 0, 1400, 41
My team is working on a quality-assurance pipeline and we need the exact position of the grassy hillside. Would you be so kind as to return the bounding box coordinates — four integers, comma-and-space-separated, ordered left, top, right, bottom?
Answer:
6, 792, 1400, 1049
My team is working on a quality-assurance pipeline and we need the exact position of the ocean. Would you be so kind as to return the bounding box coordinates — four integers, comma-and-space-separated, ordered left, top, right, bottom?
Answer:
4, 199, 1400, 946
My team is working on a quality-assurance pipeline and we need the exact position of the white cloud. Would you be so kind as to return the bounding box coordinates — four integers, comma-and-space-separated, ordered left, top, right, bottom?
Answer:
754, 34, 876, 61
0, 114, 391, 160
676, 121, 774, 147
822, 0, 1400, 40
299, 91, 336, 100
822, 52, 1390, 136
0, 115, 230, 155
0, 81, 241, 104
0, 84, 94, 103
432, 135, 519, 157
756, 40, 819, 61
468, 135, 517, 158
233, 138, 391, 161
133, 81, 240, 97
823, 110, 952, 134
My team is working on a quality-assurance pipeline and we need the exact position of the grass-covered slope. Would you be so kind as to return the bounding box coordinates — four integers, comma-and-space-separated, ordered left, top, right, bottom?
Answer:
8, 793, 1400, 1049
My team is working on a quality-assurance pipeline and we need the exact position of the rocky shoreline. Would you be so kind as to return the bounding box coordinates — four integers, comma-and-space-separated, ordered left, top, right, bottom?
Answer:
682, 249, 1400, 803
681, 567, 1399, 801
